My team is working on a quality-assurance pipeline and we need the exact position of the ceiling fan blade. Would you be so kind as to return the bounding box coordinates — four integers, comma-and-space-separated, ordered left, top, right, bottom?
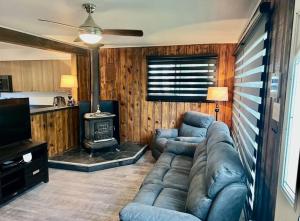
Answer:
102, 29, 143, 37
38, 19, 79, 30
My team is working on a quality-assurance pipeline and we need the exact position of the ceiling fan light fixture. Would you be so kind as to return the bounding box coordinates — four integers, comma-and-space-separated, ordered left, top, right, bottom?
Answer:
79, 33, 102, 44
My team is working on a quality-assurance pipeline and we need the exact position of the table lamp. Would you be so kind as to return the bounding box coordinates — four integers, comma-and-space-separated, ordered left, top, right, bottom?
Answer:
60, 75, 78, 106
207, 87, 228, 121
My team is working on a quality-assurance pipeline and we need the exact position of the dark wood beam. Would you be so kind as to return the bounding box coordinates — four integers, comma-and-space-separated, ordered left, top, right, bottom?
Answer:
0, 27, 88, 55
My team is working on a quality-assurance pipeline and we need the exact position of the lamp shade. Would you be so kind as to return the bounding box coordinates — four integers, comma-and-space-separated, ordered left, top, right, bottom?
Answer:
207, 87, 228, 101
60, 75, 78, 88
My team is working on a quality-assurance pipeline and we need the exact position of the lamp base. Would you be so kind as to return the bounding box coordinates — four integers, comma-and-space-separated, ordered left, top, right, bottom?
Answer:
215, 103, 220, 121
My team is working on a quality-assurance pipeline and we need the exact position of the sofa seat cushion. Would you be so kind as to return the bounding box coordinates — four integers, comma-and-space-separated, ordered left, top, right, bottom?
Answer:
179, 123, 207, 137
156, 152, 193, 172
134, 184, 188, 212
143, 166, 190, 191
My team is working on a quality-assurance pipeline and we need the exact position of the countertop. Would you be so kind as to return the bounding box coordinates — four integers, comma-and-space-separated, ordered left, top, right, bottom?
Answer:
30, 105, 78, 115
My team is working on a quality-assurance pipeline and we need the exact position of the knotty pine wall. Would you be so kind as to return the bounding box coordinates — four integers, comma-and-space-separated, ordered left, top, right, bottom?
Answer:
76, 54, 91, 101
100, 44, 236, 144
31, 107, 79, 157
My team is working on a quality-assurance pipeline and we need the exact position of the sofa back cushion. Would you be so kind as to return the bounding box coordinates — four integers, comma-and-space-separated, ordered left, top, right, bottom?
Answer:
179, 123, 207, 137
207, 133, 234, 153
183, 111, 214, 128
193, 139, 207, 163
189, 153, 207, 180
207, 121, 230, 139
185, 172, 212, 220
175, 136, 205, 143
205, 142, 245, 199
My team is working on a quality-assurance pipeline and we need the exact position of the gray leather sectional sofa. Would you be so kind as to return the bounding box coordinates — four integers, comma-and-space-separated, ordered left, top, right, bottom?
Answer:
120, 115, 247, 221
151, 111, 214, 159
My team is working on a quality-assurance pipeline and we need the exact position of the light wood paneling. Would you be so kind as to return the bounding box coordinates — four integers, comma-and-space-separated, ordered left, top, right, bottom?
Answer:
30, 107, 79, 157
100, 44, 236, 144
0, 60, 71, 92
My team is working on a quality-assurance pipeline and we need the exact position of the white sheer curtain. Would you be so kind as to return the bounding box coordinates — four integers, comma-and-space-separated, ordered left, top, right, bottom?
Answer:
282, 55, 300, 202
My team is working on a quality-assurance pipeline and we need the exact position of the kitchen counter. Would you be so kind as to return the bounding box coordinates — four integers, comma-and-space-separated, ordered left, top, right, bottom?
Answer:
30, 105, 79, 157
30, 105, 78, 115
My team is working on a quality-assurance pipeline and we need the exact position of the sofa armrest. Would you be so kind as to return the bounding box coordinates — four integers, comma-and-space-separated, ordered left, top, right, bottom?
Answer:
120, 202, 201, 221
155, 128, 178, 138
165, 140, 198, 157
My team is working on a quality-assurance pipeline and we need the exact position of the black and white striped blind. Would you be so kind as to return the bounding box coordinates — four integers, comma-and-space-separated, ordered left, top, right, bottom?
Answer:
147, 56, 217, 102
232, 15, 269, 220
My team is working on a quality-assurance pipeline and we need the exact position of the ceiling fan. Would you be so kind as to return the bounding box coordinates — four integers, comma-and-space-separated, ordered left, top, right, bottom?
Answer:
38, 3, 143, 47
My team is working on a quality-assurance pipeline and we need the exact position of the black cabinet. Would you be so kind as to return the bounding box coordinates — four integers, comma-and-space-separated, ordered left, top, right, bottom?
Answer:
0, 141, 48, 205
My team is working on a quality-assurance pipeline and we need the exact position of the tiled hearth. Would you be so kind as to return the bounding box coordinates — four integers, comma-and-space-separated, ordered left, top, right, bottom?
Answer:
48, 142, 147, 172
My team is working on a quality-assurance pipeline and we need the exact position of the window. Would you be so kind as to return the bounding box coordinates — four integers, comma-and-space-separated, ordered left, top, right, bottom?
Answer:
281, 53, 300, 204
147, 56, 217, 102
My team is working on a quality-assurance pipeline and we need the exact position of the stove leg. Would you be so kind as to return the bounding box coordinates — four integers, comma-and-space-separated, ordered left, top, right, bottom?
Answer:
115, 144, 120, 152
89, 150, 94, 158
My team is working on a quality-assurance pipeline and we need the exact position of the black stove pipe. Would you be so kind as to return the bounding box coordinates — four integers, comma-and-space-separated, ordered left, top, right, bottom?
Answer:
90, 48, 100, 112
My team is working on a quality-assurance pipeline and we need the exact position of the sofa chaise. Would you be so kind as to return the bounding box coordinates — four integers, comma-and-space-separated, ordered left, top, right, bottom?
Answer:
120, 121, 247, 221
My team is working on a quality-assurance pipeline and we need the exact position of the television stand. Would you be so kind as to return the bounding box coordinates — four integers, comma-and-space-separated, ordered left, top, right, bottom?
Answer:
0, 141, 48, 205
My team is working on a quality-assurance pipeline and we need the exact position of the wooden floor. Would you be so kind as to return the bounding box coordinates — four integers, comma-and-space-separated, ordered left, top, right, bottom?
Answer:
0, 151, 155, 221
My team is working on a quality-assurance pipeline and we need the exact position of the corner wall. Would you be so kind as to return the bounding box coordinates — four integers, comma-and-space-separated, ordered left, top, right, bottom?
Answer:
100, 44, 236, 143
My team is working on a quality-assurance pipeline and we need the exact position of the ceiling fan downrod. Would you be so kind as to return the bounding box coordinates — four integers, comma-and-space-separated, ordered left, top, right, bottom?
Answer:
82, 3, 96, 14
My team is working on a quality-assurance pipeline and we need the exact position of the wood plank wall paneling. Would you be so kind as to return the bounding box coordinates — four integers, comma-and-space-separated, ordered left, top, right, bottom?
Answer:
99, 44, 236, 144
30, 108, 79, 157
0, 60, 71, 92
76, 53, 91, 101
255, 0, 296, 220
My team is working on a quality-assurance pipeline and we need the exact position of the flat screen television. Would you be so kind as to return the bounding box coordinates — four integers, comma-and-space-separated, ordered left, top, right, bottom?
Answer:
0, 98, 31, 147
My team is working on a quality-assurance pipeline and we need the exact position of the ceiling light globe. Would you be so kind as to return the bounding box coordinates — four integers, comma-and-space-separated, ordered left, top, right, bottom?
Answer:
79, 33, 102, 44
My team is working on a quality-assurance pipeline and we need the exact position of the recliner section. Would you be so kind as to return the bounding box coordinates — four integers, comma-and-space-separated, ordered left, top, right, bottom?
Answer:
151, 111, 214, 159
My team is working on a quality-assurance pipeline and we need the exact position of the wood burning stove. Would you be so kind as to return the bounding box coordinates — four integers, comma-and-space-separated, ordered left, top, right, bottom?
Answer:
83, 109, 118, 153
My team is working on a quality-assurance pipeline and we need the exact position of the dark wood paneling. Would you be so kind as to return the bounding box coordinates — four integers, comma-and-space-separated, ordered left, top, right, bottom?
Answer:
99, 44, 236, 144
30, 108, 79, 157
77, 54, 91, 101
254, 0, 296, 220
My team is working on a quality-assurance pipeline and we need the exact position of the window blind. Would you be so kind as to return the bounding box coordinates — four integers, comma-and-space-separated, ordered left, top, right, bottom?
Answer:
147, 56, 217, 102
232, 15, 269, 220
